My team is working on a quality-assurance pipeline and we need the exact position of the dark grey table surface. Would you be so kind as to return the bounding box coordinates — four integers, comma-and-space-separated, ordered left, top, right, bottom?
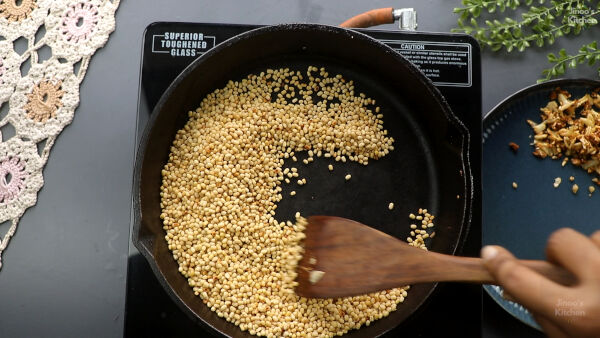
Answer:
0, 1, 596, 337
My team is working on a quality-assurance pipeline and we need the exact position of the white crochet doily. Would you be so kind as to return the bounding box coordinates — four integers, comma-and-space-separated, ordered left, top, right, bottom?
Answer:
0, 0, 120, 270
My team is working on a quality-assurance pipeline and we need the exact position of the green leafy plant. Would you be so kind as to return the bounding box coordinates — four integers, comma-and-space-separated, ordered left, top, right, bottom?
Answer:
452, 0, 600, 81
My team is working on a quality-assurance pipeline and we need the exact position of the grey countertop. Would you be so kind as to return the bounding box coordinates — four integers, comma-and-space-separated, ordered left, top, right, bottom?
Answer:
0, 1, 596, 337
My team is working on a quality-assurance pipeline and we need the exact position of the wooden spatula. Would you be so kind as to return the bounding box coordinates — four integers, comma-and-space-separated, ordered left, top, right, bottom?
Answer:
294, 216, 575, 298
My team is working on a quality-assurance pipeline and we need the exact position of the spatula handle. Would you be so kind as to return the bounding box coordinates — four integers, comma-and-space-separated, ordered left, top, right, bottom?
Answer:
431, 254, 576, 286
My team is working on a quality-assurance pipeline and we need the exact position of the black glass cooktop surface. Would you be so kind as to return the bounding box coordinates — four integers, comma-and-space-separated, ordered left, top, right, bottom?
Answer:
126, 22, 482, 337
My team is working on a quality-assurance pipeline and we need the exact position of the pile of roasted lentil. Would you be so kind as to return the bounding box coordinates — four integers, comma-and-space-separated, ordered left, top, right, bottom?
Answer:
160, 67, 410, 337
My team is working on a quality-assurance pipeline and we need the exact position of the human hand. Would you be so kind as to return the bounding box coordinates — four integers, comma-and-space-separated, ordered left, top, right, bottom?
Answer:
481, 228, 600, 338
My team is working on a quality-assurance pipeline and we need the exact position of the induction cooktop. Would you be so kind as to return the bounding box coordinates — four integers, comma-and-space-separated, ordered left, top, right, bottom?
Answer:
125, 22, 482, 337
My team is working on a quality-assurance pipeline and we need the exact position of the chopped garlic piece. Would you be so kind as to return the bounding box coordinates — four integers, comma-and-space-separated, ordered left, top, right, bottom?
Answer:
553, 177, 562, 188
309, 270, 326, 284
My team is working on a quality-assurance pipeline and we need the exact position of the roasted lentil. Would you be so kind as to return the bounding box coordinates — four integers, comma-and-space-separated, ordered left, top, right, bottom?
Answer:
160, 67, 400, 337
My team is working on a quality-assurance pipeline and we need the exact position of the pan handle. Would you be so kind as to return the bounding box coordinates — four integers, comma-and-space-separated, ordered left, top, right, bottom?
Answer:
340, 8, 417, 30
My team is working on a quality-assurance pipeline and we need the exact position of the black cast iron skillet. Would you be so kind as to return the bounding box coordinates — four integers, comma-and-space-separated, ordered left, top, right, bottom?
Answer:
133, 24, 473, 337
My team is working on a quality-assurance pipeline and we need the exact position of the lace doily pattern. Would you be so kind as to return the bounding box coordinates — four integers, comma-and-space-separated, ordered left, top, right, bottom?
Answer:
45, 0, 118, 62
0, 0, 120, 270
0, 0, 37, 22
0, 40, 20, 103
0, 138, 44, 257
0, 0, 51, 41
9, 59, 80, 142
0, 138, 43, 220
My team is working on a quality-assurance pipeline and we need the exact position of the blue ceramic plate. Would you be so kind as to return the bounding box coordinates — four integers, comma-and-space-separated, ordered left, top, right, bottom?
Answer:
482, 78, 600, 330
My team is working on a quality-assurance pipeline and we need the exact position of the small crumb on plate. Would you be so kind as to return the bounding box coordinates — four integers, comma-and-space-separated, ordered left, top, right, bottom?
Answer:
553, 177, 562, 188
